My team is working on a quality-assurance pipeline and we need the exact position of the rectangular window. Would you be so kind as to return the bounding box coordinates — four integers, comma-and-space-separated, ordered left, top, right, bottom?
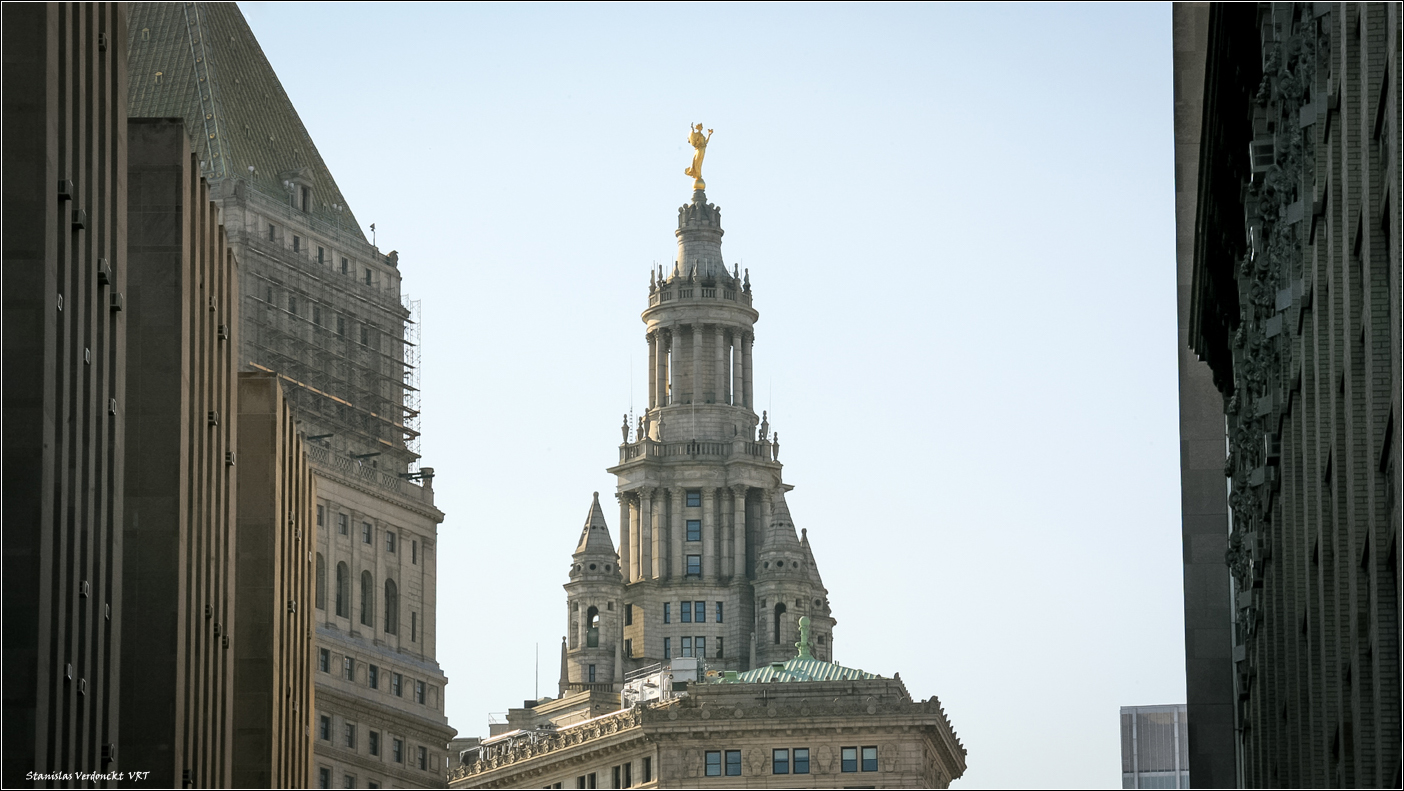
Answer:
612, 765, 621, 788
624, 638, 633, 657
411, 611, 417, 642
415, 679, 425, 704
694, 601, 705, 623
392, 673, 402, 697
317, 505, 324, 526
368, 664, 379, 689
364, 268, 373, 286
301, 186, 311, 212
587, 773, 597, 789
576, 777, 585, 789
794, 748, 810, 774
623, 762, 632, 787
418, 746, 427, 770
681, 636, 693, 657
680, 601, 692, 623
337, 316, 345, 336
319, 648, 329, 672
319, 715, 330, 741
686, 555, 701, 575
725, 750, 741, 776
862, 746, 878, 772
288, 295, 297, 314
588, 664, 596, 683
343, 775, 354, 789
369, 731, 380, 756
686, 490, 701, 507
717, 637, 724, 658
361, 326, 369, 345
345, 723, 356, 749
773, 748, 790, 775
268, 223, 276, 242
412, 540, 418, 564
362, 522, 372, 543
387, 531, 396, 552
686, 519, 701, 541
624, 603, 633, 626
293, 235, 301, 252
393, 738, 403, 763
643, 757, 652, 783
662, 603, 670, 624
341, 257, 349, 274
716, 601, 724, 622
663, 637, 671, 659
344, 656, 354, 681
695, 636, 706, 657
705, 751, 721, 777
318, 246, 325, 263
841, 747, 857, 773
338, 514, 348, 535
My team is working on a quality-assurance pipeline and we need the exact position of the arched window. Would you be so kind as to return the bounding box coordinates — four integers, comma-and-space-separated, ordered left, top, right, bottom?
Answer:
335, 562, 349, 618
360, 571, 374, 627
315, 553, 326, 610
384, 579, 398, 635
773, 602, 787, 645
586, 606, 600, 648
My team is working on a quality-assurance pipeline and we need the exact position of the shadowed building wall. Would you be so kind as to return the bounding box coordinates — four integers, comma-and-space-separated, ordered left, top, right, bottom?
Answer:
1, 3, 129, 783
120, 117, 239, 788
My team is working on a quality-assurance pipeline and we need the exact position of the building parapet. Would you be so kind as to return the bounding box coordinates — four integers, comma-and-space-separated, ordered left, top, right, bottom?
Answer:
618, 437, 773, 464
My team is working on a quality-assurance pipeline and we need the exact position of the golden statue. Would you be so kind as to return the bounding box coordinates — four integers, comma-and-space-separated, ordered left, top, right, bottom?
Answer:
684, 123, 713, 190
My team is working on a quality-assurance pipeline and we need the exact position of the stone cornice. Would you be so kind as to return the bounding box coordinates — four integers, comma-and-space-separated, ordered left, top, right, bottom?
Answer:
312, 457, 445, 523
315, 683, 456, 738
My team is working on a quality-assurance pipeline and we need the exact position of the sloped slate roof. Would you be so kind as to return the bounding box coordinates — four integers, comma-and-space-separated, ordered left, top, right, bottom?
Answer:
127, 1, 367, 242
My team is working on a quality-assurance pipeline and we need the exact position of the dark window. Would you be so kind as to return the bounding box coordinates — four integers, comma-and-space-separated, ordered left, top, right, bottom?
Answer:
369, 731, 380, 756
623, 762, 632, 787
289, 295, 298, 314
686, 490, 701, 507
725, 750, 741, 776
361, 326, 369, 345
318, 767, 330, 788
364, 268, 373, 286
663, 603, 670, 624
319, 715, 330, 740
344, 722, 355, 748
576, 776, 585, 789
687, 555, 701, 575
386, 531, 397, 553
412, 540, 417, 564
293, 235, 301, 252
411, 611, 417, 642
360, 571, 374, 627
624, 638, 633, 657
695, 636, 706, 657
368, 665, 379, 689
301, 186, 311, 212
663, 637, 671, 659
318, 246, 325, 263
418, 746, 427, 770
717, 637, 724, 658
343, 775, 354, 789
841, 747, 857, 773
862, 746, 878, 772
587, 773, 597, 789
341, 257, 349, 274
319, 648, 329, 672
385, 579, 398, 634
716, 601, 723, 622
317, 505, 324, 526
624, 603, 633, 626
643, 757, 652, 783
362, 522, 372, 543
773, 748, 789, 775
393, 738, 403, 763
392, 673, 402, 696
415, 679, 425, 704
337, 316, 345, 336
773, 602, 787, 644
338, 513, 348, 535
268, 223, 276, 242
588, 664, 596, 683
368, 783, 379, 790
694, 600, 705, 623
705, 751, 721, 777
686, 519, 701, 541
681, 636, 693, 657
315, 554, 326, 610
313, 305, 321, 325
335, 562, 349, 617
612, 765, 621, 788
794, 748, 810, 774
680, 601, 692, 623
344, 656, 354, 681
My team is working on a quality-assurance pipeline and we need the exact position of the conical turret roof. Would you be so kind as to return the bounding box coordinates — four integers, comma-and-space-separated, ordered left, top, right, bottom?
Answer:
757, 490, 807, 576
574, 492, 616, 558
799, 528, 828, 591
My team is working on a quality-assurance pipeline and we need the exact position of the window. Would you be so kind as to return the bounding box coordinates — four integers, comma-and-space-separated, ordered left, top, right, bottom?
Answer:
705, 751, 721, 777
360, 326, 369, 345
317, 505, 324, 526
289, 295, 297, 314
716, 601, 724, 622
364, 268, 373, 286
392, 738, 403, 763
293, 235, 301, 252
335, 562, 349, 618
301, 186, 311, 212
337, 316, 345, 336
643, 757, 652, 783
343, 775, 354, 789
622, 762, 632, 787
369, 731, 380, 756
386, 531, 397, 553
841, 747, 857, 773
681, 601, 692, 623
345, 722, 356, 749
319, 715, 330, 740
318, 767, 330, 789
773, 602, 787, 644
344, 656, 354, 681
392, 673, 402, 697
695, 636, 706, 657
314, 305, 322, 325
368, 783, 378, 790
385, 579, 398, 634
338, 513, 348, 535
624, 603, 633, 626
694, 600, 705, 623
686, 519, 701, 541
686, 555, 701, 576
341, 257, 349, 275
362, 522, 372, 543
862, 746, 878, 772
663, 603, 670, 624
411, 611, 417, 642
319, 648, 330, 672
773, 748, 790, 775
717, 637, 724, 658
624, 638, 633, 657
315, 554, 326, 610
681, 636, 693, 657
368, 664, 379, 689
418, 746, 427, 771
268, 223, 276, 242
613, 765, 622, 788
725, 750, 741, 776
317, 246, 325, 263
663, 637, 671, 659
415, 679, 425, 704
412, 540, 417, 564
588, 664, 596, 683
686, 490, 701, 507
794, 748, 810, 774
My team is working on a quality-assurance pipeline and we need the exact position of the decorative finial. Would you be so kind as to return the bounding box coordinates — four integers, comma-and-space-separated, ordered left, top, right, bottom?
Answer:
796, 615, 812, 659
684, 122, 714, 191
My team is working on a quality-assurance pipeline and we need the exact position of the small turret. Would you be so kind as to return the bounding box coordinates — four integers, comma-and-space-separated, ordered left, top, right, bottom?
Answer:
563, 493, 624, 693
753, 490, 836, 665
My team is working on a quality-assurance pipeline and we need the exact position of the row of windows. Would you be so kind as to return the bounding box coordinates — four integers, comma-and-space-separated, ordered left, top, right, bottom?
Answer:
314, 555, 418, 640
318, 767, 379, 789
662, 635, 720, 659
661, 601, 722, 624
318, 506, 420, 563
316, 715, 433, 768
265, 220, 383, 289
550, 757, 653, 789
703, 746, 878, 776
315, 652, 432, 705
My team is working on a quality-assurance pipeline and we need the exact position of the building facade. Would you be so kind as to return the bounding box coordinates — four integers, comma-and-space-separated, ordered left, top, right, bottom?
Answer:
1174, 2, 1402, 787
1120, 704, 1190, 789
128, 4, 453, 787
2, 4, 130, 783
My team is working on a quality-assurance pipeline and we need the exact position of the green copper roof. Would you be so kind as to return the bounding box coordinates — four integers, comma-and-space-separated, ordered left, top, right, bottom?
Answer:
718, 616, 881, 684
127, 2, 368, 242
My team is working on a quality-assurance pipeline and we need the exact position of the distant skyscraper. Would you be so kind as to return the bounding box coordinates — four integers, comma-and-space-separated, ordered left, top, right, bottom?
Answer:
1121, 705, 1189, 790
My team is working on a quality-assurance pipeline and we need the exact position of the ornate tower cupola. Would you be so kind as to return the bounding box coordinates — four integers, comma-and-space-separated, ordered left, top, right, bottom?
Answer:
562, 493, 624, 693
753, 489, 832, 666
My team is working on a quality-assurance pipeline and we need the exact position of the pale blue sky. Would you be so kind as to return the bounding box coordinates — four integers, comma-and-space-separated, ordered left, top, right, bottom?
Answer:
242, 3, 1183, 787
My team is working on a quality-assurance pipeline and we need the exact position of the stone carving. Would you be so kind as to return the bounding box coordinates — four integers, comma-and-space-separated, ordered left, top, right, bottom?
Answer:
655, 415, 665, 441
773, 432, 780, 460
815, 743, 835, 773
621, 413, 630, 442
881, 742, 898, 772
759, 410, 769, 441
745, 747, 767, 775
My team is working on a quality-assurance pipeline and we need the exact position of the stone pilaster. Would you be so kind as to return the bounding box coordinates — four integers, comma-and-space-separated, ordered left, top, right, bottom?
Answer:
670, 488, 684, 579
702, 487, 717, 580
617, 493, 631, 582
646, 332, 658, 408
731, 484, 748, 579
731, 332, 743, 407
742, 333, 754, 409
639, 488, 654, 579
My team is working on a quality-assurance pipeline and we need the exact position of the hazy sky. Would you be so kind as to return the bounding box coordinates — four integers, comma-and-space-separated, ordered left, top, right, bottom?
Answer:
241, 3, 1182, 787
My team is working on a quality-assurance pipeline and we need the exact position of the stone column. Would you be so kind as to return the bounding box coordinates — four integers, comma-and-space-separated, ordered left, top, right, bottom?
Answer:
760, 488, 773, 539
731, 485, 748, 579
742, 333, 754, 409
715, 327, 728, 405
650, 489, 663, 581
639, 488, 654, 580
618, 493, 631, 583
626, 493, 639, 582
656, 331, 669, 408
731, 331, 743, 408
701, 487, 717, 581
670, 488, 684, 579
691, 323, 702, 405
646, 332, 657, 409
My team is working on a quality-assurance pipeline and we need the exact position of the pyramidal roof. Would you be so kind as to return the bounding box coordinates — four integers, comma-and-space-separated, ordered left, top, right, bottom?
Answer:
574, 492, 616, 558
799, 529, 827, 590
127, 2, 368, 241
758, 490, 804, 557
